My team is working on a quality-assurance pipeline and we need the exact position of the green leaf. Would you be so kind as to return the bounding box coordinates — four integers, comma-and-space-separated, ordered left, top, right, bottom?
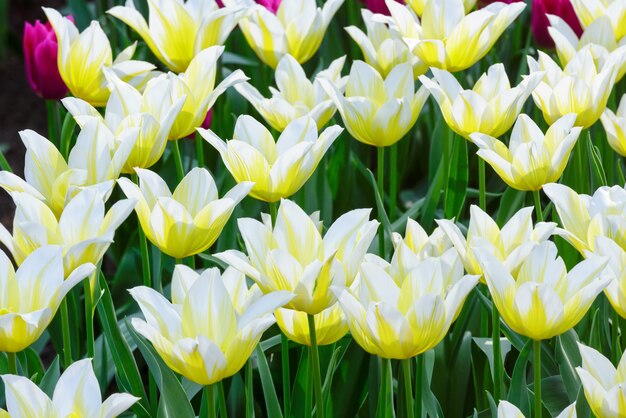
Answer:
366, 168, 392, 256
68, 0, 93, 30
508, 339, 533, 417
39, 356, 61, 398
420, 159, 445, 230
556, 331, 582, 402
496, 188, 525, 225
587, 135, 608, 187
444, 137, 469, 219
96, 275, 150, 417
541, 375, 570, 417
472, 337, 512, 381
254, 344, 284, 418
125, 319, 195, 418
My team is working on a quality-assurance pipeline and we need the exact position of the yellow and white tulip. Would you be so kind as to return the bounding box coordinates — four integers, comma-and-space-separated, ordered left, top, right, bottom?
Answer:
62, 72, 185, 173
129, 265, 293, 385
548, 15, 626, 82
475, 241, 609, 341
117, 167, 252, 258
601, 93, 626, 156
0, 119, 137, 216
234, 54, 346, 132
419, 64, 542, 140
497, 401, 576, 418
437, 205, 556, 276
543, 182, 626, 255
570, 0, 626, 41
471, 114, 582, 191
577, 342, 626, 418
224, 0, 345, 68
321, 61, 428, 147
108, 0, 244, 72
0, 246, 94, 352
44, 8, 154, 107
593, 236, 626, 319
0, 186, 135, 274
215, 199, 379, 315
385, 0, 525, 71
405, 0, 476, 17
142, 46, 247, 140
1, 359, 138, 417
528, 46, 618, 128
333, 249, 479, 359
345, 9, 427, 79
275, 303, 348, 346
200, 115, 342, 202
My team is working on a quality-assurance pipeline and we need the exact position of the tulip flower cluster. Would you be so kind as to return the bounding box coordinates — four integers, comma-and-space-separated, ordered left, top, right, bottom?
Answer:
6, 0, 626, 417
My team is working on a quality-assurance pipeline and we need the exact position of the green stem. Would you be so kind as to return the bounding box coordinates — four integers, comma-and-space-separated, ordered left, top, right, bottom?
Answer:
534, 339, 542, 418
308, 314, 325, 418
59, 110, 75, 160
195, 132, 205, 168
7, 352, 17, 375
378, 358, 394, 418
0, 148, 11, 172
613, 310, 621, 365
402, 359, 414, 418
172, 140, 185, 181
415, 355, 423, 418
186, 256, 196, 269
206, 385, 216, 418
532, 190, 543, 222
478, 158, 486, 210
389, 144, 398, 221
46, 100, 59, 148
60, 298, 72, 368
84, 278, 95, 357
218, 381, 228, 418
492, 302, 502, 401
281, 333, 291, 417
377, 147, 385, 258
133, 174, 152, 288
269, 201, 278, 225
245, 360, 254, 418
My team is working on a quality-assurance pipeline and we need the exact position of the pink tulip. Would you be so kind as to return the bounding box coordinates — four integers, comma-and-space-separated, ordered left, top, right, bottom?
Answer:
186, 109, 213, 139
362, 0, 402, 15
23, 18, 68, 100
531, 0, 582, 48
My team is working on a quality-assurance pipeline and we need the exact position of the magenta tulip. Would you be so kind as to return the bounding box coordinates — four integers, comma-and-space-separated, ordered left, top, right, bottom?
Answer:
361, 0, 402, 15
23, 18, 68, 99
532, 0, 582, 48
217, 0, 280, 13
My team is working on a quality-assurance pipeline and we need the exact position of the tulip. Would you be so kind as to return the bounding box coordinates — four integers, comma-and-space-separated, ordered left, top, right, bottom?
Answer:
332, 248, 479, 359
257, 0, 281, 13
275, 303, 348, 346
543, 182, 626, 255
62, 71, 186, 173
437, 205, 556, 277
0, 359, 138, 417
384, 0, 525, 72
321, 61, 428, 147
0, 186, 135, 274
129, 265, 293, 385
405, 0, 476, 16
471, 113, 582, 191
108, 0, 244, 73
475, 241, 609, 341
345, 9, 427, 79
532, 0, 582, 48
528, 46, 618, 128
419, 64, 542, 140
0, 246, 94, 352
43, 8, 154, 107
593, 236, 626, 319
234, 54, 346, 132
362, 0, 402, 15
200, 116, 342, 202
222, 0, 345, 68
215, 199, 379, 315
570, 0, 626, 41
497, 401, 577, 418
576, 343, 626, 417
23, 18, 68, 99
601, 93, 626, 156
117, 167, 252, 259
0, 119, 137, 216
141, 46, 246, 140
547, 15, 626, 82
